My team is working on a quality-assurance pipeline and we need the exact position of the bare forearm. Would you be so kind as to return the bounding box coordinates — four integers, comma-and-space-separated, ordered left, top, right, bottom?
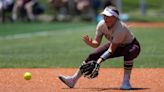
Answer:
96, 42, 119, 64
97, 58, 103, 64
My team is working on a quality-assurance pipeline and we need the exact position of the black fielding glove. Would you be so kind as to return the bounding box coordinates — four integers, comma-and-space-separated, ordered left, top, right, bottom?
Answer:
80, 61, 100, 79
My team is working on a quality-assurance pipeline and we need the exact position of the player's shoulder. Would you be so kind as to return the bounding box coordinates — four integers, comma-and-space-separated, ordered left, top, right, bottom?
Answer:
96, 20, 106, 30
112, 20, 127, 33
120, 21, 128, 28
115, 20, 128, 29
97, 20, 105, 26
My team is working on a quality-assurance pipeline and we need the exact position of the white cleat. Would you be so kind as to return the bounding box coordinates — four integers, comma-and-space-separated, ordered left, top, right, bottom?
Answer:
120, 83, 132, 90
58, 75, 75, 88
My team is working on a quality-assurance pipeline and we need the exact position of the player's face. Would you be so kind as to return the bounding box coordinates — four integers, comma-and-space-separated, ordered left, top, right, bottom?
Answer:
103, 15, 117, 28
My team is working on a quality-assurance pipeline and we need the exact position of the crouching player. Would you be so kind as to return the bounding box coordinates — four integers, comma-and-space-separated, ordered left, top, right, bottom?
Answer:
59, 6, 140, 90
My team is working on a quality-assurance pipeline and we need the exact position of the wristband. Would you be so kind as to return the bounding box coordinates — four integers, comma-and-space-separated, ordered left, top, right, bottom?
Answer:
100, 51, 111, 60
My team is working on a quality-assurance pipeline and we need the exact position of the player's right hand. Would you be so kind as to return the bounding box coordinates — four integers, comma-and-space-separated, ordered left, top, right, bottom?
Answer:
82, 35, 92, 45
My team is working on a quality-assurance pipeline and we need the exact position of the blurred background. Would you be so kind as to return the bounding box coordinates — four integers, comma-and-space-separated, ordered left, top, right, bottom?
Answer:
0, 0, 164, 23
0, 0, 164, 68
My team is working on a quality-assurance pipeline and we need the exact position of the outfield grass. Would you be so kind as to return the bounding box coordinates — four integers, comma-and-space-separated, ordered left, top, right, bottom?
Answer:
122, 0, 164, 12
0, 22, 164, 68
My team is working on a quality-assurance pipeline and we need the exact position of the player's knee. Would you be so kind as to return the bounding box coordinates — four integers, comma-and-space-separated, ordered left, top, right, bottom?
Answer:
124, 41, 141, 61
124, 47, 140, 61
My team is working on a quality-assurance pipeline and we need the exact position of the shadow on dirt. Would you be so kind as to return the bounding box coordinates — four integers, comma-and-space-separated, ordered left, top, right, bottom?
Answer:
63, 87, 150, 91
84, 87, 150, 91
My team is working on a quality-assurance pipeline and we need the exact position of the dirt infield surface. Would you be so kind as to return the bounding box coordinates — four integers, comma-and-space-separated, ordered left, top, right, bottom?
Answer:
127, 22, 164, 28
0, 68, 163, 92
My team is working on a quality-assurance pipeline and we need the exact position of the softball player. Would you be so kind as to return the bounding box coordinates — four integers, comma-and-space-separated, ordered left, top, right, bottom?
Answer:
59, 6, 140, 90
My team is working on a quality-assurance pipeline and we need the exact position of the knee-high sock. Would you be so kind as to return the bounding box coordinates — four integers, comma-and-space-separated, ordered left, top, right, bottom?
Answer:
72, 61, 86, 82
72, 69, 82, 82
123, 60, 133, 83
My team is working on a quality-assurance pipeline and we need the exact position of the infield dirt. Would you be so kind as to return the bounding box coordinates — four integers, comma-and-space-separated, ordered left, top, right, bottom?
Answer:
0, 68, 163, 92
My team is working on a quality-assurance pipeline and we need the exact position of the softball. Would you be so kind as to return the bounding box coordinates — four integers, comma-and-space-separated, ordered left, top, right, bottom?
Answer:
24, 72, 32, 80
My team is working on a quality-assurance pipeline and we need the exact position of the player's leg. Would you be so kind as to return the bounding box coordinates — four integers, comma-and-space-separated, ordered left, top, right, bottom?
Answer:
12, 0, 22, 21
58, 42, 110, 88
121, 60, 133, 90
11, 3, 18, 21
58, 67, 82, 88
0, 1, 3, 23
121, 38, 141, 90
24, 1, 35, 21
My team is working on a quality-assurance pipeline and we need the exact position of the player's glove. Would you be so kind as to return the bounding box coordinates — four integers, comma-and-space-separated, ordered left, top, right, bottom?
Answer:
80, 61, 100, 79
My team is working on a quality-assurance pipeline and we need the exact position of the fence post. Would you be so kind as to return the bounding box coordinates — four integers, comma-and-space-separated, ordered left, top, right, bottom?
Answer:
140, 0, 147, 16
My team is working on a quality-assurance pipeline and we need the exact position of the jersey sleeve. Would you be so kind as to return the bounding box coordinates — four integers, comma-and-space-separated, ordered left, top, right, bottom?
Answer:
95, 20, 104, 38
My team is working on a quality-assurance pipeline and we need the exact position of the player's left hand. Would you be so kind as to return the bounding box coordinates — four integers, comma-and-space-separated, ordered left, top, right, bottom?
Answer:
80, 61, 100, 79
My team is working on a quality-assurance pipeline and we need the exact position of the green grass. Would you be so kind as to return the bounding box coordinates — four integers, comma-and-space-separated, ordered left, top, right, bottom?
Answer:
0, 22, 88, 36
122, 0, 164, 22
122, 0, 164, 12
0, 22, 164, 68
128, 16, 164, 22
